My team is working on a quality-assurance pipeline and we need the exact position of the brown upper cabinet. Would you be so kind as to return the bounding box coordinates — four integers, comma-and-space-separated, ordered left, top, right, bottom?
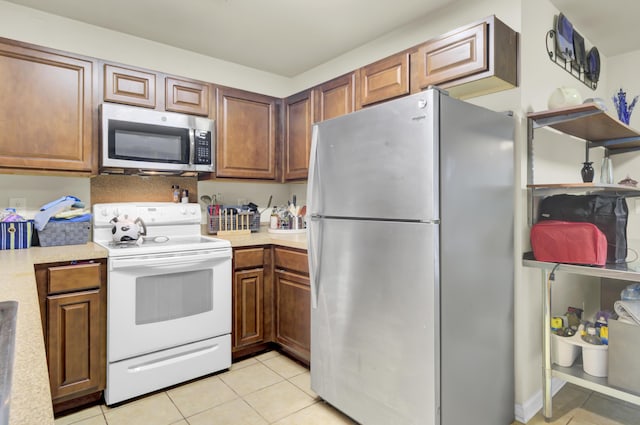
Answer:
165, 77, 210, 116
360, 51, 411, 107
103, 64, 156, 108
313, 72, 357, 122
410, 15, 517, 99
215, 86, 278, 179
283, 90, 314, 181
102, 63, 210, 116
0, 39, 96, 175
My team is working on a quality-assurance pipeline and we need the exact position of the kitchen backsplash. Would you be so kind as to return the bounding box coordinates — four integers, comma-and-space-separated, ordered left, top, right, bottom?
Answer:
1, 174, 307, 224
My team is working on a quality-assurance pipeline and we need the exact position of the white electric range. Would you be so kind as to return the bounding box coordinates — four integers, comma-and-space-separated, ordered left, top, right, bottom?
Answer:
93, 202, 232, 405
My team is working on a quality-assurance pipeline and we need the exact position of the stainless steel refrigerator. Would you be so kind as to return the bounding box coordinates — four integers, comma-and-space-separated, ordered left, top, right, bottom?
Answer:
307, 88, 514, 425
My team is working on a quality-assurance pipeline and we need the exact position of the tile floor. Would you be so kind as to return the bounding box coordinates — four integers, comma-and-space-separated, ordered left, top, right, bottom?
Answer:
54, 350, 356, 425
55, 353, 640, 425
515, 383, 640, 425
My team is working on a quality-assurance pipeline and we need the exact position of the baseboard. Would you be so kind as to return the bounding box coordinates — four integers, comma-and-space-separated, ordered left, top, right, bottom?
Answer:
514, 378, 566, 423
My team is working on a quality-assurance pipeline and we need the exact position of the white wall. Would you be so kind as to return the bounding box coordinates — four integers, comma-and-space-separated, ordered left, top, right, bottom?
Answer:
606, 50, 640, 240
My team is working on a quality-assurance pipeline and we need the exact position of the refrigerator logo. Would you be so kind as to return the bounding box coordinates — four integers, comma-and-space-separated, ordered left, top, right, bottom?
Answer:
412, 115, 427, 121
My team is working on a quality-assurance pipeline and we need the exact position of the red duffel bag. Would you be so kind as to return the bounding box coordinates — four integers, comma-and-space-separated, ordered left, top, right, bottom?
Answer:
530, 220, 607, 266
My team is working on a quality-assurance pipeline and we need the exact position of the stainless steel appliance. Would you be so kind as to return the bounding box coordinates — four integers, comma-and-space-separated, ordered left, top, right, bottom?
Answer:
93, 202, 231, 405
100, 103, 215, 175
307, 88, 514, 425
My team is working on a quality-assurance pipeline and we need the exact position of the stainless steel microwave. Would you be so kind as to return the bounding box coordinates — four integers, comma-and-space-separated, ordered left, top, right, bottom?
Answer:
100, 103, 215, 175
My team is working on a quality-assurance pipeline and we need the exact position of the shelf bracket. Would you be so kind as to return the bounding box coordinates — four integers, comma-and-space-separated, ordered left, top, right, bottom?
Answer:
589, 135, 640, 150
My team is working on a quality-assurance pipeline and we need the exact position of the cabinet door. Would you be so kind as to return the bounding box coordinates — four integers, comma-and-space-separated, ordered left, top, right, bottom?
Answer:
275, 269, 310, 362
103, 64, 156, 108
47, 290, 102, 400
216, 87, 278, 179
233, 268, 264, 349
410, 16, 517, 99
0, 42, 95, 174
284, 90, 314, 181
360, 52, 410, 106
314, 73, 357, 122
165, 77, 210, 116
411, 20, 487, 91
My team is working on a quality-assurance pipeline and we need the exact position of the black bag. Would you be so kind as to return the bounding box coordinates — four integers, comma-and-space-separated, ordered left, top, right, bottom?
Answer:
538, 194, 628, 264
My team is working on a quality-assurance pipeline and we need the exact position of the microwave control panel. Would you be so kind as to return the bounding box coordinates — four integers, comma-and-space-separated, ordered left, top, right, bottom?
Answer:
194, 130, 212, 164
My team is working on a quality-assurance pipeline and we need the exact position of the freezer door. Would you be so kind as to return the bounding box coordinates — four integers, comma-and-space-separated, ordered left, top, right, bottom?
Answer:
308, 90, 439, 221
309, 217, 439, 425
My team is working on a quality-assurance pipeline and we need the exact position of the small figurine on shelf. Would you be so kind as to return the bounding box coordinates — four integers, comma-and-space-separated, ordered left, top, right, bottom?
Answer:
613, 88, 638, 125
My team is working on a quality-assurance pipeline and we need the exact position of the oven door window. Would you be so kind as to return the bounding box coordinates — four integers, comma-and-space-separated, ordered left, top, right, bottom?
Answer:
108, 119, 190, 164
136, 269, 213, 325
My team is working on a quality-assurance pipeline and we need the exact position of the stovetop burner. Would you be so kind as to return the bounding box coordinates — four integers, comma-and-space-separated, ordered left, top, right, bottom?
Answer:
92, 203, 231, 257
107, 235, 171, 248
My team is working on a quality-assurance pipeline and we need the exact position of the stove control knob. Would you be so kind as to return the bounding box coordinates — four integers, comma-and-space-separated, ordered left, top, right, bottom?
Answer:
112, 208, 119, 217
189, 207, 197, 215
180, 207, 187, 215
100, 208, 108, 216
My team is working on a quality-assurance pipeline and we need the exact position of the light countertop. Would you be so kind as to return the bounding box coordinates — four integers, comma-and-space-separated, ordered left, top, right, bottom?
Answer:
0, 243, 108, 425
205, 225, 308, 251
0, 230, 306, 425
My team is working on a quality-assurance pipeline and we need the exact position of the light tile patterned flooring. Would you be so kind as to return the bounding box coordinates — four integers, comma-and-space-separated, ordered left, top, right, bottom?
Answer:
54, 351, 356, 425
515, 383, 640, 425
55, 352, 640, 425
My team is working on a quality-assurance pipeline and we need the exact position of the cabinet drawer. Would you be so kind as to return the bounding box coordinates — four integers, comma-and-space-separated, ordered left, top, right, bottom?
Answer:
234, 248, 265, 269
48, 263, 102, 294
274, 248, 308, 275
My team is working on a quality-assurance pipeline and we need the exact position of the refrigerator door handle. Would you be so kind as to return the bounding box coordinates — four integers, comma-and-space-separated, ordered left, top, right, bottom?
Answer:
307, 125, 322, 216
308, 216, 322, 309
307, 124, 322, 309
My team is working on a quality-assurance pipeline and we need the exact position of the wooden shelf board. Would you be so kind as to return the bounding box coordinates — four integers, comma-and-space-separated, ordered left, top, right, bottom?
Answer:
528, 103, 640, 146
527, 183, 640, 191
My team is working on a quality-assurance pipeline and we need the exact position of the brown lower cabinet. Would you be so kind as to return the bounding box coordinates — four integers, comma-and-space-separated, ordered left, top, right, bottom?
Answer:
232, 247, 274, 358
232, 246, 310, 365
34, 259, 107, 414
274, 247, 310, 364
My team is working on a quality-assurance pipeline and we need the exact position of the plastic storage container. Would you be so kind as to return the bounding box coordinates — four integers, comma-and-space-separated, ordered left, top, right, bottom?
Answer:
551, 325, 608, 377
580, 328, 608, 377
552, 333, 580, 367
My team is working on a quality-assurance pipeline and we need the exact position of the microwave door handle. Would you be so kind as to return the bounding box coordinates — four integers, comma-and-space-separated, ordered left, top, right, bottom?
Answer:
189, 129, 195, 165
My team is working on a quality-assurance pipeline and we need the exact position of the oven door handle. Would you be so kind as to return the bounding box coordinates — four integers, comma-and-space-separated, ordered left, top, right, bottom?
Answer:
110, 250, 230, 270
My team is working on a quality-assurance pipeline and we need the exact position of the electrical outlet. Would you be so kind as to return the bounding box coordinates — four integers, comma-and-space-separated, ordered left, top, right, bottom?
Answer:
9, 197, 26, 211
